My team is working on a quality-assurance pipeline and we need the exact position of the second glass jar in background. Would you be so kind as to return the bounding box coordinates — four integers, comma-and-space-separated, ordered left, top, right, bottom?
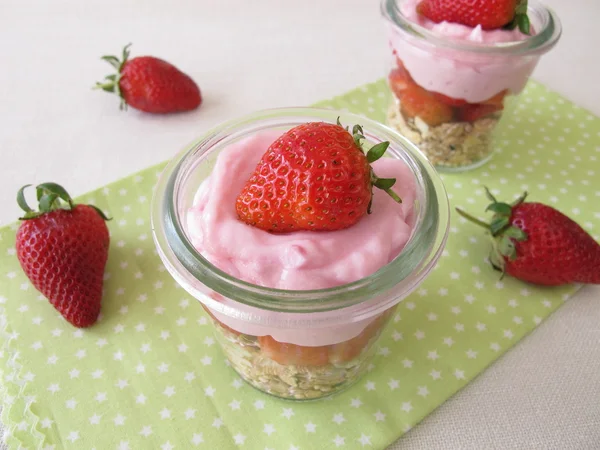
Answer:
381, 0, 561, 172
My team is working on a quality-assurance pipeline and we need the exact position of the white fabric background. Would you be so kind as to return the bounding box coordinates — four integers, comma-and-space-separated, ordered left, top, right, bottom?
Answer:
1, 0, 599, 448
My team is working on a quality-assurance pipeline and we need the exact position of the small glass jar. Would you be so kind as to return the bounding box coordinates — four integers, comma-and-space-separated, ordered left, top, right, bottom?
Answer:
381, 0, 561, 172
151, 108, 449, 400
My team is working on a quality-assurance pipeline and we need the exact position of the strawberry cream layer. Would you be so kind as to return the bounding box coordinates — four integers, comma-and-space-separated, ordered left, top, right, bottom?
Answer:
186, 130, 417, 346
389, 0, 535, 103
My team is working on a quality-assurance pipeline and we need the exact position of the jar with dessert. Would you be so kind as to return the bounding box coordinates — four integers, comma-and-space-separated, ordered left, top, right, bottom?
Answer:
381, 0, 561, 172
152, 108, 449, 400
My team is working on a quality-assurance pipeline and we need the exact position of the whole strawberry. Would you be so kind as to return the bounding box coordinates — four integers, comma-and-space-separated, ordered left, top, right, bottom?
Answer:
95, 44, 201, 114
235, 121, 402, 233
417, 0, 530, 34
16, 183, 110, 327
457, 188, 600, 286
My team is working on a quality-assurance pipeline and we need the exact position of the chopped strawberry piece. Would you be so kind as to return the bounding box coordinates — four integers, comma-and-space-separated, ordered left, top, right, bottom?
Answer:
482, 90, 508, 106
457, 103, 503, 122
258, 336, 330, 367
431, 92, 469, 107
399, 84, 454, 126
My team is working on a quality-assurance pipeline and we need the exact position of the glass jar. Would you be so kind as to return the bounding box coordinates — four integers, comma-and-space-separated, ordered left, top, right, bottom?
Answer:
151, 107, 450, 400
381, 0, 561, 172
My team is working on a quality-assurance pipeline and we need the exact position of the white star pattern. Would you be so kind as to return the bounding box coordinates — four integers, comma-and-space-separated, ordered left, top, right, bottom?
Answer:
282, 408, 294, 419
135, 322, 146, 331
136, 394, 147, 404
184, 372, 196, 382
305, 422, 316, 433
351, 397, 362, 408
430, 370, 442, 380
454, 369, 466, 380
254, 400, 265, 410
466, 349, 478, 359
427, 350, 439, 361
333, 435, 345, 447
417, 386, 429, 397
114, 414, 126, 426
263, 424, 276, 436
163, 386, 176, 397
139, 426, 153, 437
233, 433, 246, 445
402, 359, 413, 368
332, 413, 346, 424
388, 379, 399, 390
443, 337, 454, 347
212, 418, 223, 429
185, 408, 196, 419
358, 434, 372, 446
159, 408, 171, 420
191, 433, 204, 445
161, 442, 175, 450
67, 431, 79, 442
401, 402, 413, 413
204, 386, 216, 397
95, 392, 107, 403
229, 399, 241, 410
89, 414, 101, 425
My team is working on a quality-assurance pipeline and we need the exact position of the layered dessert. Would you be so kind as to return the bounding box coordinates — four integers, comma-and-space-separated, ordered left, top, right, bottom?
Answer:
384, 0, 544, 170
186, 123, 417, 399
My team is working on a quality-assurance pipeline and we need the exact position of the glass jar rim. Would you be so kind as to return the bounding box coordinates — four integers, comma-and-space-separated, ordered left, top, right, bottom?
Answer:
151, 107, 450, 315
381, 0, 562, 56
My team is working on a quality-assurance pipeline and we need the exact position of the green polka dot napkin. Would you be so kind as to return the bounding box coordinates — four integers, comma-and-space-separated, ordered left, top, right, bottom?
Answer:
1, 79, 599, 450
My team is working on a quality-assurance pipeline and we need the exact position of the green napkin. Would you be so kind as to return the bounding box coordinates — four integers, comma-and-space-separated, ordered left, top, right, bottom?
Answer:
1, 79, 598, 450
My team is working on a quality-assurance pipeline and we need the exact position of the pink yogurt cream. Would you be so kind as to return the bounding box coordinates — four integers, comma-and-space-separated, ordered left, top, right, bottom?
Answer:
186, 130, 417, 346
389, 0, 537, 103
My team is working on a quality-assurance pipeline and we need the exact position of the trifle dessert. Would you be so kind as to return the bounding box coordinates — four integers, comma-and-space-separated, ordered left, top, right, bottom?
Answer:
381, 0, 561, 171
152, 108, 449, 400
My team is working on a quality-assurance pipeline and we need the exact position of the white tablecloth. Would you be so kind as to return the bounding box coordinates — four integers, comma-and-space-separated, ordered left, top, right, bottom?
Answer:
1, 0, 599, 448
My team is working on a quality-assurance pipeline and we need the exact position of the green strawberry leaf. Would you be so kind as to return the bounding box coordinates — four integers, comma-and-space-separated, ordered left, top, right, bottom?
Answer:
486, 202, 512, 215
484, 186, 497, 203
88, 205, 111, 221
367, 142, 390, 163
373, 177, 396, 190
498, 235, 517, 260
39, 193, 59, 212
17, 185, 33, 213
504, 225, 527, 241
490, 216, 510, 236
101, 55, 121, 70
517, 14, 530, 35
36, 182, 74, 209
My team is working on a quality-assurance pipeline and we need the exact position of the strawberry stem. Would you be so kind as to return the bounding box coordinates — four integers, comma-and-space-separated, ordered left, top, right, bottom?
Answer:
455, 207, 489, 229
94, 43, 132, 110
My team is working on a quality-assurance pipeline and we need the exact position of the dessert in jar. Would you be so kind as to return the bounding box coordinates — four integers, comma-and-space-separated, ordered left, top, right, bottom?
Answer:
152, 108, 449, 400
381, 0, 561, 171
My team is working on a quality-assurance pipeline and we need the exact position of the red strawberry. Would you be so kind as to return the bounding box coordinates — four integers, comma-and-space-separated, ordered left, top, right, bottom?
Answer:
235, 121, 402, 233
15, 183, 110, 327
258, 336, 330, 367
400, 84, 454, 126
95, 44, 201, 114
456, 188, 600, 286
457, 103, 503, 122
417, 0, 531, 33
